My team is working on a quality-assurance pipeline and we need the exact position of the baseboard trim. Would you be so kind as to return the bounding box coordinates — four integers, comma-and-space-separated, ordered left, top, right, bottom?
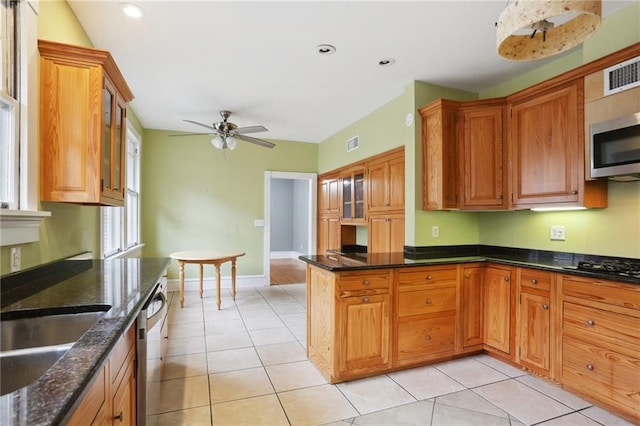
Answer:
167, 274, 267, 292
270, 251, 304, 259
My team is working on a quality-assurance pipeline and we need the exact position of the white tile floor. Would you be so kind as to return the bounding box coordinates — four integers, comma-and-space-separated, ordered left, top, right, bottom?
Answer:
146, 284, 634, 426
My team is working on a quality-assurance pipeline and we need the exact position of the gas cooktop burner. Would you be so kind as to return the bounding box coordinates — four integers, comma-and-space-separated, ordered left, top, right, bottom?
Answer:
576, 260, 640, 279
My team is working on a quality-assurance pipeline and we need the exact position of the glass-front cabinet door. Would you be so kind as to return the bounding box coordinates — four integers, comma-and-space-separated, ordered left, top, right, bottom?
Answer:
102, 76, 126, 204
341, 166, 366, 224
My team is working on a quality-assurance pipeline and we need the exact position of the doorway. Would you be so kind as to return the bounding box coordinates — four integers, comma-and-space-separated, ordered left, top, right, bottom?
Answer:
264, 171, 317, 285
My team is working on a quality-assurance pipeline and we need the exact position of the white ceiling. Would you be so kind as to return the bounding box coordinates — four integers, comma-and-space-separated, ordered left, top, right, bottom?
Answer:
68, 1, 635, 144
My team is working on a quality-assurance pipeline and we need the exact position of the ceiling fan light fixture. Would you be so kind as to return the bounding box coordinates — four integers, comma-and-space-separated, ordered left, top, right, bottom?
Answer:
226, 136, 238, 151
496, 0, 602, 61
120, 3, 145, 19
212, 136, 225, 150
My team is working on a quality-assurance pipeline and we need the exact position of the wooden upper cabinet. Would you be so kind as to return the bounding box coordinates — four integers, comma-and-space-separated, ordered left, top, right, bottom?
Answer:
419, 100, 460, 210
509, 79, 607, 208
39, 40, 134, 206
460, 100, 508, 209
340, 165, 366, 224
318, 174, 340, 215
367, 147, 405, 213
368, 213, 404, 254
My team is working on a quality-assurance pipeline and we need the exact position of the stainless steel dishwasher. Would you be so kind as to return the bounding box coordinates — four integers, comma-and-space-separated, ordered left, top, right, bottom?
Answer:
136, 273, 168, 426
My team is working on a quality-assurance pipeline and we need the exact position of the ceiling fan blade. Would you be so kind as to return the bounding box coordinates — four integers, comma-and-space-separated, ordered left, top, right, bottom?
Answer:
168, 132, 212, 137
234, 125, 268, 134
183, 119, 217, 132
234, 134, 276, 148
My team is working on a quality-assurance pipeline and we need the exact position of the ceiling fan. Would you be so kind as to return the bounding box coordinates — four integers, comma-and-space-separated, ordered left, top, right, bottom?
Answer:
172, 110, 275, 150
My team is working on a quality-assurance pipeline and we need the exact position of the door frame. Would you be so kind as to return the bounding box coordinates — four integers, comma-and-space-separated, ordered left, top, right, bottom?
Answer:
264, 171, 317, 285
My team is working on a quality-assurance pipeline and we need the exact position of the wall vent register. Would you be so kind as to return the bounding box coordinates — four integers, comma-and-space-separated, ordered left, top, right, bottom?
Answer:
604, 55, 640, 95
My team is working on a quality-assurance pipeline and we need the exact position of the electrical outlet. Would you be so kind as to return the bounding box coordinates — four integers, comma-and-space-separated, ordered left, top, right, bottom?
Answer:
550, 225, 566, 241
432, 226, 439, 238
10, 247, 21, 272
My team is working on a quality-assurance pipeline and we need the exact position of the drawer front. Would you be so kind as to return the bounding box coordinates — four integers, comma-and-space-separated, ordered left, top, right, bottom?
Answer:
398, 286, 456, 317
562, 275, 640, 310
520, 269, 552, 292
339, 271, 391, 291
562, 336, 640, 414
397, 267, 457, 288
397, 316, 455, 361
563, 302, 640, 354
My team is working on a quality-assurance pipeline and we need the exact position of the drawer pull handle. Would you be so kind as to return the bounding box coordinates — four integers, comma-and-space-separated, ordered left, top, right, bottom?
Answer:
114, 412, 124, 422
586, 364, 594, 371
363, 280, 369, 285
531, 279, 537, 284
586, 319, 595, 326
425, 335, 432, 340
504, 277, 510, 282
427, 275, 433, 280
426, 299, 432, 305
464, 274, 470, 279
542, 304, 549, 310
362, 297, 369, 303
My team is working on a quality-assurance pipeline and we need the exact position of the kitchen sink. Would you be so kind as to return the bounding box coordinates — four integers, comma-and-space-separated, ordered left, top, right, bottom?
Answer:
0, 306, 110, 395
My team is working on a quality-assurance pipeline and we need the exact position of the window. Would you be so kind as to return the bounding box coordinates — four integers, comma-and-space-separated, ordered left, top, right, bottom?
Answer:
101, 123, 141, 258
0, 0, 19, 210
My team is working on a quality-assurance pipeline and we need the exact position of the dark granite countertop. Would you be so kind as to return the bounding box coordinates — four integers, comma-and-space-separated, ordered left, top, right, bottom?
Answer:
0, 257, 171, 426
300, 246, 640, 286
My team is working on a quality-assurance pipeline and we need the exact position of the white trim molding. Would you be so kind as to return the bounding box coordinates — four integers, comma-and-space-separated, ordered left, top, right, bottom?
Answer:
0, 209, 51, 246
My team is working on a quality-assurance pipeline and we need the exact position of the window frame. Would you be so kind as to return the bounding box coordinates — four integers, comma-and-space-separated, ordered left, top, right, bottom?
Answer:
101, 120, 142, 258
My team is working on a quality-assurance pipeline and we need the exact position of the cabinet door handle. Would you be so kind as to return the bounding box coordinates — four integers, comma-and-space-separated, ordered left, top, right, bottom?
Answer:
114, 412, 124, 422
504, 276, 510, 282
542, 304, 549, 310
425, 335, 432, 340
464, 274, 470, 279
586, 319, 595, 326
586, 364, 594, 371
571, 190, 578, 195
362, 297, 369, 303
531, 279, 537, 284
363, 280, 369, 285
426, 275, 433, 280
498, 194, 503, 200
426, 299, 432, 305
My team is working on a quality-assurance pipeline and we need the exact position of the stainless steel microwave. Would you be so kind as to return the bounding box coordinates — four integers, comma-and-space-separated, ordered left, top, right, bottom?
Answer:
590, 112, 640, 181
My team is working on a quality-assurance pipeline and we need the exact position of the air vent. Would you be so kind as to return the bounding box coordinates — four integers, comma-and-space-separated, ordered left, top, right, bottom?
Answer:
346, 135, 359, 152
604, 55, 640, 96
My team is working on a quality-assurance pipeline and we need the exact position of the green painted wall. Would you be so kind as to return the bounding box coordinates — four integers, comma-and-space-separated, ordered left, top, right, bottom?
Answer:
140, 130, 318, 279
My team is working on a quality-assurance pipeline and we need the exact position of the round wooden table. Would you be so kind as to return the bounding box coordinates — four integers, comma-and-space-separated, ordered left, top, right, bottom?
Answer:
169, 250, 245, 310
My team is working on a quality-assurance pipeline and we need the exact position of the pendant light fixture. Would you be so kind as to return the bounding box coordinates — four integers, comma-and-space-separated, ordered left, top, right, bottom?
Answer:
496, 0, 602, 61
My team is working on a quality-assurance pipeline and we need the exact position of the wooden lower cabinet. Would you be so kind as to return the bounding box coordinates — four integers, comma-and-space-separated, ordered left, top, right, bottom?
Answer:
307, 265, 391, 383
461, 265, 484, 350
67, 323, 136, 425
339, 293, 390, 374
395, 265, 458, 367
483, 265, 514, 358
516, 269, 557, 378
305, 261, 640, 422
559, 274, 640, 423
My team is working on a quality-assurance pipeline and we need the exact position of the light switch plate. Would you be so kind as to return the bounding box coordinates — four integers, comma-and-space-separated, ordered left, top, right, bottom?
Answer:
550, 225, 566, 241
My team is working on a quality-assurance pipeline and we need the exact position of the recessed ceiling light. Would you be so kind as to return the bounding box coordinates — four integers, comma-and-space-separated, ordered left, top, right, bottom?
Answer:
378, 58, 395, 67
120, 3, 145, 19
316, 44, 336, 55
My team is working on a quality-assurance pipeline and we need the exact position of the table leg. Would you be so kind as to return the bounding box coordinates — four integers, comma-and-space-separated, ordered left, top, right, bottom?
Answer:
179, 261, 185, 308
231, 258, 237, 300
199, 263, 204, 299
215, 263, 222, 310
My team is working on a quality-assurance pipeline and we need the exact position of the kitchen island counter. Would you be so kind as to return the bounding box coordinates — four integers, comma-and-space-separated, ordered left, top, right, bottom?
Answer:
0, 257, 171, 426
